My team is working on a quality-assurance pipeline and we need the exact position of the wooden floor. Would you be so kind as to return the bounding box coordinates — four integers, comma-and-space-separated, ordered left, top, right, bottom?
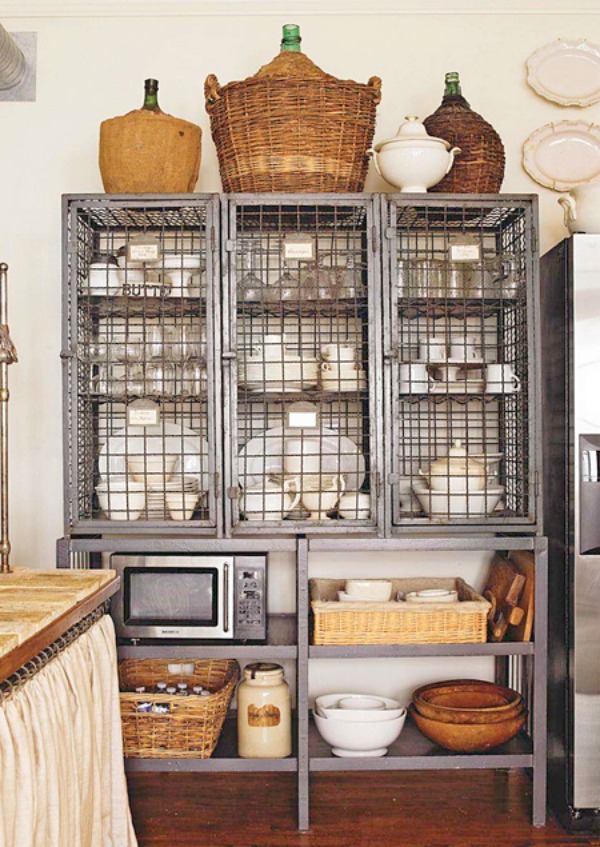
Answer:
127, 770, 600, 847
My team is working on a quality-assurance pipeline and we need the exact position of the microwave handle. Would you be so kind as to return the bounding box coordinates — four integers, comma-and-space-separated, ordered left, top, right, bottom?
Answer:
223, 562, 230, 633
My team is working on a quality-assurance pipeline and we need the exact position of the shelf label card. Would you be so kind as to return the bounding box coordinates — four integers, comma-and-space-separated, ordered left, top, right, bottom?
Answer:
449, 243, 481, 263
128, 243, 160, 263
288, 410, 319, 428
127, 405, 160, 427
283, 237, 315, 261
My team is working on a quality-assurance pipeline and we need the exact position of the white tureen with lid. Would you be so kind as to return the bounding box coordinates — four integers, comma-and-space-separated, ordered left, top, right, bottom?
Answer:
368, 115, 460, 193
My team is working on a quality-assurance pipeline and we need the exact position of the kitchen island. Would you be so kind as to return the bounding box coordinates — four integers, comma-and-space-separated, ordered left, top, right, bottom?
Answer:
0, 568, 137, 847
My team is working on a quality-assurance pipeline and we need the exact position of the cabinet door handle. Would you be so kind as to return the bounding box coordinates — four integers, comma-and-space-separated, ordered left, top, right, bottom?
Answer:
222, 351, 237, 361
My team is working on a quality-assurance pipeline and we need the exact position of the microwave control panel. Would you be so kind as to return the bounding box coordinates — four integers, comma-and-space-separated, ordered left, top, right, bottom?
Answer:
234, 556, 267, 641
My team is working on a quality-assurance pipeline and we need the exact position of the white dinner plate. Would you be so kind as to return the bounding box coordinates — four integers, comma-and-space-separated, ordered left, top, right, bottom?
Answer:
523, 121, 600, 192
238, 425, 365, 492
527, 38, 600, 107
98, 422, 209, 485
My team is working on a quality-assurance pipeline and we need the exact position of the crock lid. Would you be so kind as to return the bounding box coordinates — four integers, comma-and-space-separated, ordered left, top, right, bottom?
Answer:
243, 662, 284, 681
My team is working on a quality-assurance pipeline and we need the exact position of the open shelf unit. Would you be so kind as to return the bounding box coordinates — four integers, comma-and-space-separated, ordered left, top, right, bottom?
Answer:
59, 195, 546, 832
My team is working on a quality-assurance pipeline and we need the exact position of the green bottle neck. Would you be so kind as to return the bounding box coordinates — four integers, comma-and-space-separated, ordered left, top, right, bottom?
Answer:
142, 79, 160, 111
281, 24, 301, 52
444, 73, 462, 97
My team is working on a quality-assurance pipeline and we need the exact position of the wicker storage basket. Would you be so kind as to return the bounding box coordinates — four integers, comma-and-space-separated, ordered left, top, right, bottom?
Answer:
205, 49, 381, 193
310, 578, 490, 646
424, 78, 505, 194
119, 658, 239, 758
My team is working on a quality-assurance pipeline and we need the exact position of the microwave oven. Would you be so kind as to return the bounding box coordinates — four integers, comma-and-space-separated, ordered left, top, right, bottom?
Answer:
109, 554, 267, 642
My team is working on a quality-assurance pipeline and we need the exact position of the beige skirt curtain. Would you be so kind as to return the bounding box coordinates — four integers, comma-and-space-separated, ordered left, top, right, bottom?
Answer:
0, 615, 137, 847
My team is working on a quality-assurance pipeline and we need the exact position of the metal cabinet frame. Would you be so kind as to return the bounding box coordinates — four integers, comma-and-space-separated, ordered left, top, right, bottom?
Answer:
59, 193, 547, 830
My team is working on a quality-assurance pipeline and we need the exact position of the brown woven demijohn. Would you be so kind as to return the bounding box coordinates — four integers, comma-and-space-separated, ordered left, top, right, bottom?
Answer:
423, 72, 505, 194
99, 79, 202, 194
204, 24, 381, 193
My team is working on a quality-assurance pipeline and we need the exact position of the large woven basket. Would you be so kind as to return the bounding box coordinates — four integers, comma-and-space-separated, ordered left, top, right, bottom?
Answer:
205, 51, 381, 193
424, 92, 505, 194
310, 578, 490, 646
119, 658, 239, 758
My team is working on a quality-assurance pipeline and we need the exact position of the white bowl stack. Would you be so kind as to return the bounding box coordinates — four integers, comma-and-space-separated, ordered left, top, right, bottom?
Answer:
313, 693, 406, 757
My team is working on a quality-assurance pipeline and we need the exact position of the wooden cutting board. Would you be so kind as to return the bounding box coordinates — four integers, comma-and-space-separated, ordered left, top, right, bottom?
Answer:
506, 550, 535, 642
483, 554, 526, 642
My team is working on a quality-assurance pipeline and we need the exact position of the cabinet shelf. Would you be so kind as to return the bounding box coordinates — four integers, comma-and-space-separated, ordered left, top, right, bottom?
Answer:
81, 295, 207, 318
309, 641, 535, 659
396, 298, 520, 321
125, 716, 297, 773
118, 614, 297, 660
308, 717, 533, 772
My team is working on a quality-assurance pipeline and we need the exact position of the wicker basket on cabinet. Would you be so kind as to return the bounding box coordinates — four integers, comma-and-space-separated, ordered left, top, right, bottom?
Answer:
119, 658, 239, 758
310, 578, 490, 646
204, 40, 381, 193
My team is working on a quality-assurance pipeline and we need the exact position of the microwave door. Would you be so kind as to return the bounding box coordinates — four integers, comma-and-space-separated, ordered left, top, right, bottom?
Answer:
123, 565, 234, 639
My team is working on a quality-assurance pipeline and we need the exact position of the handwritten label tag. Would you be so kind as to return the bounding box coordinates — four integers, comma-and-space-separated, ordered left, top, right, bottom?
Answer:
128, 243, 160, 263
127, 406, 160, 427
449, 243, 481, 263
283, 238, 314, 261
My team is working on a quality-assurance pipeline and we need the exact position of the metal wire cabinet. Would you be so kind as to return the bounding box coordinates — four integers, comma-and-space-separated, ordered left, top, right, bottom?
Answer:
222, 195, 383, 536
381, 195, 540, 534
62, 195, 222, 536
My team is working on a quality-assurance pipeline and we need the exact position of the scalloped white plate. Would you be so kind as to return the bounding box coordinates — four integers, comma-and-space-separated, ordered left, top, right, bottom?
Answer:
527, 38, 600, 107
523, 121, 600, 192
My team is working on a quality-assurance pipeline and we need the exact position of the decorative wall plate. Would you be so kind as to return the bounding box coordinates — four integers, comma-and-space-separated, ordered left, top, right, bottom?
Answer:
527, 38, 600, 107
522, 121, 600, 191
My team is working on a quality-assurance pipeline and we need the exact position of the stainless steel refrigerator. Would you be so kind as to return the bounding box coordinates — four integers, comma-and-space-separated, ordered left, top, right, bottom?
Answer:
542, 234, 600, 831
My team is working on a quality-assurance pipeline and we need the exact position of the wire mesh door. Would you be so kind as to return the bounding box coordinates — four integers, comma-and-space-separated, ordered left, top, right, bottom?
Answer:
383, 197, 538, 531
63, 196, 220, 534
224, 196, 381, 534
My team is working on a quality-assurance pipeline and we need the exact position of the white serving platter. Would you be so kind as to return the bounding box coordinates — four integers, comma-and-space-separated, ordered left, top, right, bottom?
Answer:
527, 38, 600, 107
523, 121, 600, 191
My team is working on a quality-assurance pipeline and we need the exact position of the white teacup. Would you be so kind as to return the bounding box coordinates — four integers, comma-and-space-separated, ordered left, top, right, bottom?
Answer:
418, 335, 447, 363
338, 491, 371, 520
252, 334, 287, 362
301, 474, 345, 520
321, 360, 366, 392
449, 334, 481, 362
485, 363, 521, 394
240, 479, 300, 521
399, 363, 433, 394
128, 454, 177, 487
96, 478, 146, 521
321, 343, 357, 363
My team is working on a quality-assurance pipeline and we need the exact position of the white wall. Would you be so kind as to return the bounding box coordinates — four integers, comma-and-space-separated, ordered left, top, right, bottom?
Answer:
0, 1, 593, 693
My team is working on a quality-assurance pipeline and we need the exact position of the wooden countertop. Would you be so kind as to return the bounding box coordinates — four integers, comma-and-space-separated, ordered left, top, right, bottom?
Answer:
0, 569, 119, 681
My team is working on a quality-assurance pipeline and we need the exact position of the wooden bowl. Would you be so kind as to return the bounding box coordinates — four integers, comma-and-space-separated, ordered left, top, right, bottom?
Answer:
409, 704, 526, 752
413, 680, 522, 725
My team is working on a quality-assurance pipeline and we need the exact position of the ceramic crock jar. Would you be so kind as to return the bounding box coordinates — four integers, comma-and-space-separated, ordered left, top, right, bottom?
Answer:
368, 116, 460, 192
237, 663, 292, 758
420, 439, 487, 493
558, 182, 600, 234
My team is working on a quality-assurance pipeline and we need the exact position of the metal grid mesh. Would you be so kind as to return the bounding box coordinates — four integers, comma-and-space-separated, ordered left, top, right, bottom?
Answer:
389, 201, 532, 526
232, 202, 374, 527
67, 200, 215, 527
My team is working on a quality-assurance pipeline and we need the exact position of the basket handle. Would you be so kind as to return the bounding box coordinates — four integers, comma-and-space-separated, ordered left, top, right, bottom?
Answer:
204, 74, 222, 109
367, 76, 382, 106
